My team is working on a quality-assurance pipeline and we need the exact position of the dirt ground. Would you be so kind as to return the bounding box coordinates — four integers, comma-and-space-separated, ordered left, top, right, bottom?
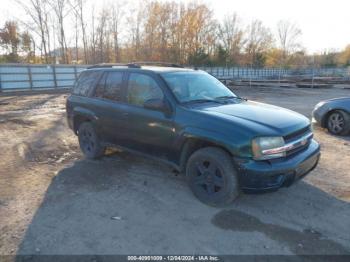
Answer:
0, 85, 349, 256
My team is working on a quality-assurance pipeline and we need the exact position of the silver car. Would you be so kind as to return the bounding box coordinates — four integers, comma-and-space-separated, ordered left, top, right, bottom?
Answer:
312, 97, 350, 135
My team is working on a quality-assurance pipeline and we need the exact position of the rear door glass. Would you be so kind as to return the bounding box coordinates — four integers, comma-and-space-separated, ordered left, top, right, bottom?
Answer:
103, 72, 124, 101
73, 71, 102, 96
94, 73, 107, 98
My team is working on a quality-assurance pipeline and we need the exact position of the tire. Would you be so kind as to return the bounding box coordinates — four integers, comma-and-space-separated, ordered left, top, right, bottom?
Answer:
78, 122, 105, 159
326, 110, 350, 136
186, 147, 239, 206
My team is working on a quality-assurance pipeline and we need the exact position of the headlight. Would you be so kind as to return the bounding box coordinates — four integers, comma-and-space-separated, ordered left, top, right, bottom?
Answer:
252, 136, 286, 160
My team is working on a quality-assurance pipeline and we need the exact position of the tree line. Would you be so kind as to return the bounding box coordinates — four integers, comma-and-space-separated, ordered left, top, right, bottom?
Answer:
0, 0, 349, 68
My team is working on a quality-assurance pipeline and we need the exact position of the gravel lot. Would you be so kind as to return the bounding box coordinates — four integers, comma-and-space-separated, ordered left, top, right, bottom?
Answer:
0, 86, 349, 257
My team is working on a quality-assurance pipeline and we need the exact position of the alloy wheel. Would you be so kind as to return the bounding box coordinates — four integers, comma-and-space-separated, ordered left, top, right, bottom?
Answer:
328, 112, 345, 134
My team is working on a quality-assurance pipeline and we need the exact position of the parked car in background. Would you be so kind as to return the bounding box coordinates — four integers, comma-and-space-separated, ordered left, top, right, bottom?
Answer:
66, 62, 320, 206
312, 97, 350, 136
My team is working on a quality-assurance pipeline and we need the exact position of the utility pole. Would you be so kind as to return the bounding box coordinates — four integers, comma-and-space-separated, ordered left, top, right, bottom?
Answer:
311, 55, 315, 88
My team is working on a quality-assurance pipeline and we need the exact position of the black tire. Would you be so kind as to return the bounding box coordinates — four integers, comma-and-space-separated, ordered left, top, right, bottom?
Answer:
326, 110, 350, 136
78, 122, 105, 159
186, 147, 239, 206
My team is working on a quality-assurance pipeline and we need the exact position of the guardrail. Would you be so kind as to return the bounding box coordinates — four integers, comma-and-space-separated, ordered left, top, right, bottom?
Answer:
0, 64, 349, 92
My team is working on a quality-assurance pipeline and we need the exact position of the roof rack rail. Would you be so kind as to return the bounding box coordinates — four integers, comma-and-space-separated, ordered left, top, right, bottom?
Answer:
131, 61, 184, 68
87, 63, 141, 69
87, 62, 184, 69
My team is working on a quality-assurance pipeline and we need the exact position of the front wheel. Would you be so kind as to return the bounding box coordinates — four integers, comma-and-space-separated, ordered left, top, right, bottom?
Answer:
326, 110, 350, 136
78, 122, 105, 159
186, 147, 239, 206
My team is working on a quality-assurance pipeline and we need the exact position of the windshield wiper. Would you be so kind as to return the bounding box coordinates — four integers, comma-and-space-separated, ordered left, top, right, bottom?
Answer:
215, 95, 247, 101
181, 99, 224, 105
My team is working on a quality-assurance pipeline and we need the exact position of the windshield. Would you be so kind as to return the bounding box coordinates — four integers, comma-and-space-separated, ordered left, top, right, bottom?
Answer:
161, 71, 236, 103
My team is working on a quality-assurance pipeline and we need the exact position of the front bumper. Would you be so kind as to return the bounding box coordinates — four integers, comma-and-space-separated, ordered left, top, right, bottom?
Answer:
234, 139, 320, 192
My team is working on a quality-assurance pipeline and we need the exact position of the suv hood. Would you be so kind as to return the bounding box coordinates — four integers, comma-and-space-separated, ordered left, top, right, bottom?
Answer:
197, 100, 310, 135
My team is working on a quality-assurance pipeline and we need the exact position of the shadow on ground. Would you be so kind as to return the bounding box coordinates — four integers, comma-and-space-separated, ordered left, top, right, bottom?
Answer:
15, 151, 350, 256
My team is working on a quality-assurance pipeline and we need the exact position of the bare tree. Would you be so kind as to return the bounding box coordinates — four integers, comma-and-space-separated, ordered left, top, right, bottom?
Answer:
143, 2, 158, 60
48, 0, 69, 64
126, 3, 145, 61
277, 20, 302, 64
111, 1, 125, 62
96, 7, 109, 63
218, 13, 245, 64
70, 0, 88, 63
245, 20, 273, 67
16, 0, 51, 63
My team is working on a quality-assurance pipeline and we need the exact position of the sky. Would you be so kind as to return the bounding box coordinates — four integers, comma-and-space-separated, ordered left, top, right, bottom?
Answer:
0, 0, 349, 54
211, 0, 350, 53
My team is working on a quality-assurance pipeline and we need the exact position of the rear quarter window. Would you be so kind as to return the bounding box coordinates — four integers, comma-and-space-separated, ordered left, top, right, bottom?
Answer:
73, 71, 102, 96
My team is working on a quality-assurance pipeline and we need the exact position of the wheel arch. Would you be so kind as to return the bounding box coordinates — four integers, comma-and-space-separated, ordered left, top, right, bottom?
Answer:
72, 107, 97, 134
178, 137, 234, 172
73, 115, 92, 134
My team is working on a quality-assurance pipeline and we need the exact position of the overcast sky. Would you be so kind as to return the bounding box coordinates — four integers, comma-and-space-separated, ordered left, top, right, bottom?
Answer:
1, 0, 349, 54
212, 0, 350, 53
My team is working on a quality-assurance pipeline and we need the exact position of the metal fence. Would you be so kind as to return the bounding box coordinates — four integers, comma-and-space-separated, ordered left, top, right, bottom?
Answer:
0, 64, 349, 92
0, 64, 87, 92
199, 66, 350, 80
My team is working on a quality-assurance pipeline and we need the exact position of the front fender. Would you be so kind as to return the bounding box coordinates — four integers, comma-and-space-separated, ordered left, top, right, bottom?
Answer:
179, 126, 252, 157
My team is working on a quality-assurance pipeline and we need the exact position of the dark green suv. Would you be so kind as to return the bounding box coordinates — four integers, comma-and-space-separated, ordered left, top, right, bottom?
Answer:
66, 63, 320, 206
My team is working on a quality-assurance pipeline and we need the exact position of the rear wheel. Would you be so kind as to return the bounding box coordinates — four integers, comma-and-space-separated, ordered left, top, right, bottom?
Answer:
186, 147, 239, 206
78, 122, 105, 159
326, 110, 350, 136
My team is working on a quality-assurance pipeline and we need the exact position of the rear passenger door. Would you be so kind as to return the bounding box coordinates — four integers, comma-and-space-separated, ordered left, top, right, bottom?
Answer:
91, 71, 129, 145
123, 72, 176, 160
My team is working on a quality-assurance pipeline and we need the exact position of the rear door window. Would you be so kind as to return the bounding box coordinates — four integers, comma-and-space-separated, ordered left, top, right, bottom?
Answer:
73, 71, 102, 96
103, 72, 124, 101
94, 73, 107, 98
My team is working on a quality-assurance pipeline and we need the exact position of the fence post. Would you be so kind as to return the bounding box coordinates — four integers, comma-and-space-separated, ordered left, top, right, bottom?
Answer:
27, 65, 33, 90
52, 65, 58, 88
74, 66, 78, 81
278, 67, 281, 87
0, 65, 2, 92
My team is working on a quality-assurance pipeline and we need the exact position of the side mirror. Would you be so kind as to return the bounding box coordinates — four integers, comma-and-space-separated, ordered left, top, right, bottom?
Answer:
144, 98, 171, 113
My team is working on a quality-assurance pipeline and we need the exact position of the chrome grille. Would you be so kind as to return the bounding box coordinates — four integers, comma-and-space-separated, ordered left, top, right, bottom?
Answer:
284, 125, 312, 143
284, 126, 313, 157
